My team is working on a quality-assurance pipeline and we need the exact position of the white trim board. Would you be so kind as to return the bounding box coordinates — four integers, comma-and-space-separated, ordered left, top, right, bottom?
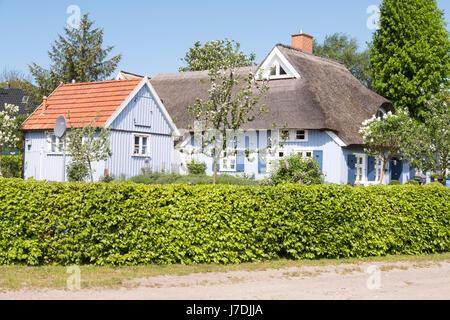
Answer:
325, 131, 347, 147
256, 47, 301, 80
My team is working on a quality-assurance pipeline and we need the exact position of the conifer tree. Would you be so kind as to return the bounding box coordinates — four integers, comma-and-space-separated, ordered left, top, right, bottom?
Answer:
30, 14, 121, 97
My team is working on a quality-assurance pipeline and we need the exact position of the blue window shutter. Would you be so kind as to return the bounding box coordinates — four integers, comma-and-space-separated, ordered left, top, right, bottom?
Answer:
245, 136, 250, 149
347, 154, 356, 184
190, 133, 194, 146
367, 156, 375, 181
313, 150, 323, 172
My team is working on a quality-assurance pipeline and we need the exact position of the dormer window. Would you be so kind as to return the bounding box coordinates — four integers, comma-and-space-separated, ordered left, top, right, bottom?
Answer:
268, 61, 291, 79
257, 47, 300, 80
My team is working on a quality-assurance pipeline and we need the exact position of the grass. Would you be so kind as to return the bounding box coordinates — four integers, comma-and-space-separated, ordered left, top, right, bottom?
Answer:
0, 252, 449, 291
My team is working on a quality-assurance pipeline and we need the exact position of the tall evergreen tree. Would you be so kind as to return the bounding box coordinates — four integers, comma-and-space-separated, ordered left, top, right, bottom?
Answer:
29, 14, 121, 97
369, 0, 449, 118
314, 33, 373, 88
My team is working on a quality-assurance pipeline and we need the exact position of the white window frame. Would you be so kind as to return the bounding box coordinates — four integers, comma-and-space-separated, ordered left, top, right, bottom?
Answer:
374, 156, 384, 182
354, 153, 366, 183
294, 149, 314, 159
278, 129, 309, 142
132, 134, 150, 157
219, 152, 237, 172
47, 134, 64, 154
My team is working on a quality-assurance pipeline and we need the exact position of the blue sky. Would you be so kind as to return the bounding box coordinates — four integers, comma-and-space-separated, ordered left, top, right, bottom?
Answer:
1, 0, 449, 79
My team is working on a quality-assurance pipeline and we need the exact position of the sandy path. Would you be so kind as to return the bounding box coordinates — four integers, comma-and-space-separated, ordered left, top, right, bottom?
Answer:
1, 260, 449, 300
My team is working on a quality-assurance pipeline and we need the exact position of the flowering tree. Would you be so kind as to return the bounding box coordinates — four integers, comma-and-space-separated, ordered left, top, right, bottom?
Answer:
402, 85, 449, 181
187, 62, 269, 184
359, 109, 415, 183
0, 104, 20, 177
65, 118, 112, 182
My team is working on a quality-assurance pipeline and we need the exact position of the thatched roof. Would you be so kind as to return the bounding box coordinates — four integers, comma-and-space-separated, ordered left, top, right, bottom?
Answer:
150, 44, 393, 146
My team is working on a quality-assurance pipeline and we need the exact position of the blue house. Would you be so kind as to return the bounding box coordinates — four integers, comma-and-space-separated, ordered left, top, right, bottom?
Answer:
141, 32, 415, 185
20, 77, 179, 182
22, 32, 416, 185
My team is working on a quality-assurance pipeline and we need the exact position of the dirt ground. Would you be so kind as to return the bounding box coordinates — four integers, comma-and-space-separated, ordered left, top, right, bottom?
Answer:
1, 260, 449, 300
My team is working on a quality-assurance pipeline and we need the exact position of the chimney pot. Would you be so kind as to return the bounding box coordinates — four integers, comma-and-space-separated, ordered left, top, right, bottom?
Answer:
291, 32, 314, 54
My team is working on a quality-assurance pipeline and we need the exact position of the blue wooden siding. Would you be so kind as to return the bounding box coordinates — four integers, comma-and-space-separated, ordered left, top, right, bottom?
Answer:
23, 131, 105, 182
110, 85, 172, 135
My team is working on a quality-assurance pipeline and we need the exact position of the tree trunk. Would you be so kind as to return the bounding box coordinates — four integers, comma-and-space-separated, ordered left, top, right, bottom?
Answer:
379, 157, 388, 185
213, 157, 218, 185
88, 160, 93, 183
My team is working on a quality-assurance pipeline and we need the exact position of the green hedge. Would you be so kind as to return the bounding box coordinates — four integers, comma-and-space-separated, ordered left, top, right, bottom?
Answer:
0, 178, 448, 266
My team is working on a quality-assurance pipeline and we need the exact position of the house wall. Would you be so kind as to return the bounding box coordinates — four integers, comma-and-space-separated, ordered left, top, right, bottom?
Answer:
23, 131, 105, 182
23, 85, 175, 182
180, 129, 345, 183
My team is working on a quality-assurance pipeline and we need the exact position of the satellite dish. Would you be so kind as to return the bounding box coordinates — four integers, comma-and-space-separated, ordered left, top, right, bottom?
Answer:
54, 116, 67, 138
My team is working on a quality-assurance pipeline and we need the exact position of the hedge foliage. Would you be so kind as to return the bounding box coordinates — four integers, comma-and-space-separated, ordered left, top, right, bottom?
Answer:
0, 178, 448, 266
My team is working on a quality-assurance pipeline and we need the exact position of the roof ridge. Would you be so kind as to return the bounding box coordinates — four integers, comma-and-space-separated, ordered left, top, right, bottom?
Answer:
275, 43, 348, 68
61, 78, 142, 87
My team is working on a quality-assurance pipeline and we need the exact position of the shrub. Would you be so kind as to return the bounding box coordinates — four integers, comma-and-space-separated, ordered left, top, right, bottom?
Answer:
187, 160, 207, 175
130, 172, 259, 186
67, 161, 89, 182
405, 180, 419, 185
426, 181, 445, 187
270, 153, 324, 185
388, 180, 401, 185
0, 180, 448, 266
1, 155, 22, 178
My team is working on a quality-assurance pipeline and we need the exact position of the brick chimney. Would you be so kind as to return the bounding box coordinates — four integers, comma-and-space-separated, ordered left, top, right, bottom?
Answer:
291, 31, 313, 54
43, 96, 48, 110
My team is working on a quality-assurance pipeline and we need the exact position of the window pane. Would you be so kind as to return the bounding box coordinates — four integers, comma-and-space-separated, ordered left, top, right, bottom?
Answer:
296, 130, 305, 140
306, 152, 312, 158
270, 67, 276, 76
134, 136, 140, 154
279, 66, 287, 75
141, 137, 148, 155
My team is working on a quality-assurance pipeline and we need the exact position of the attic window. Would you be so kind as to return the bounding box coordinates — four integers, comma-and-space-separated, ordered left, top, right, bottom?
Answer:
376, 107, 386, 120
268, 61, 291, 79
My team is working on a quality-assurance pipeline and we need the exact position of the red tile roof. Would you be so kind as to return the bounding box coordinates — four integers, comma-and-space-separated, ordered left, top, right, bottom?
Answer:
20, 78, 142, 131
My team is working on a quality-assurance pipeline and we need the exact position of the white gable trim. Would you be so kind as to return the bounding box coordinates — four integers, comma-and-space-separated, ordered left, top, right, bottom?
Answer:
325, 131, 347, 147
104, 77, 181, 137
256, 47, 301, 80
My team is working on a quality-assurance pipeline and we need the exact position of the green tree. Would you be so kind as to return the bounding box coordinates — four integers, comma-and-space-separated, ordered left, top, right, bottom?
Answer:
179, 39, 256, 72
64, 118, 112, 182
402, 85, 449, 181
29, 14, 121, 97
369, 0, 450, 118
314, 33, 373, 88
269, 153, 324, 185
359, 109, 415, 184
